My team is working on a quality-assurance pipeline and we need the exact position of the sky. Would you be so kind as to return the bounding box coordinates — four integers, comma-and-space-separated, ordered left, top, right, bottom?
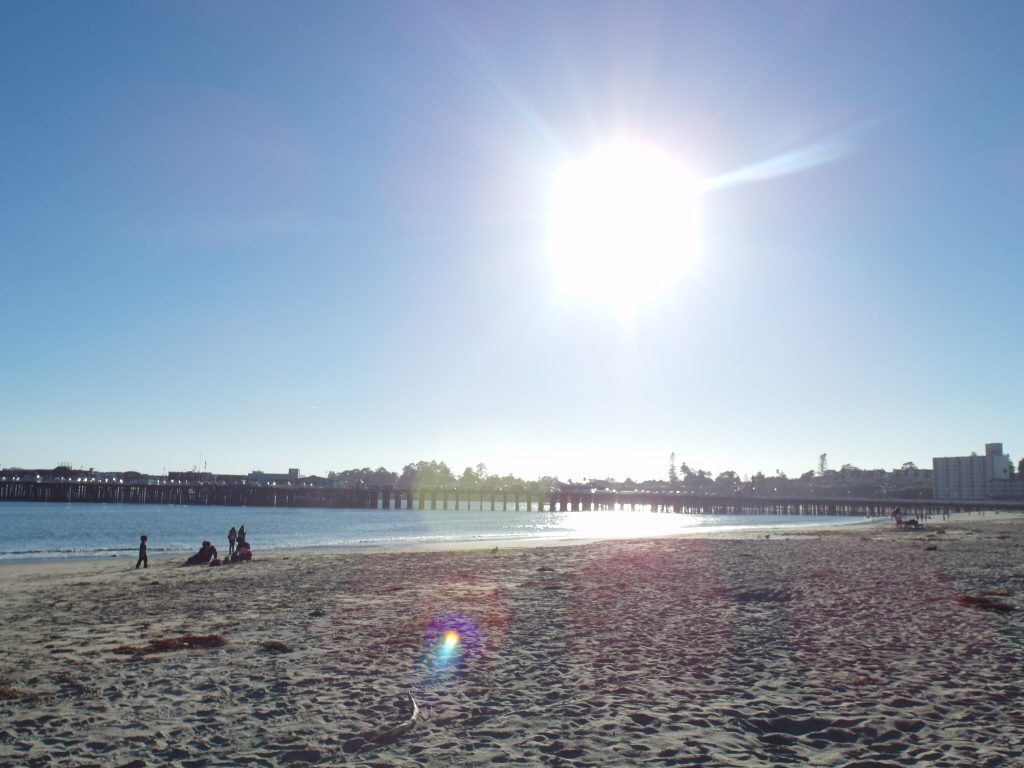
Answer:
2, 1, 1023, 482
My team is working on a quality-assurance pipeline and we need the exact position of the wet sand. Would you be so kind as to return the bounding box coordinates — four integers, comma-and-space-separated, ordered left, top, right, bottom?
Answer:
1, 513, 1021, 767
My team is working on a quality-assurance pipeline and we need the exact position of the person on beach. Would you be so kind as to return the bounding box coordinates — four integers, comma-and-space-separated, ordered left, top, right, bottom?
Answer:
231, 540, 252, 563
185, 541, 217, 566
136, 535, 148, 569
228, 526, 237, 557
237, 525, 247, 546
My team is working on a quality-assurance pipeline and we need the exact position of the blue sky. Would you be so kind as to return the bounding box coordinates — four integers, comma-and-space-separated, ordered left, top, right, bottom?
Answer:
2, 1, 1022, 480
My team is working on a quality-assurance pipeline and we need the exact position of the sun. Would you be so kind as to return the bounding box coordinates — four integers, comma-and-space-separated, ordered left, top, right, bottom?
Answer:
547, 140, 700, 314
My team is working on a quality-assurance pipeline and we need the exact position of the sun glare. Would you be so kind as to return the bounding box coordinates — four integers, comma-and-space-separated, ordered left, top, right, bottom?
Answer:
548, 140, 700, 315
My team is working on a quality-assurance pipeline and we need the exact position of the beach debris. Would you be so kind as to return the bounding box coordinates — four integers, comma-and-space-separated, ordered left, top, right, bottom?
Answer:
851, 674, 883, 686
259, 640, 293, 654
980, 588, 1012, 597
363, 692, 420, 747
51, 672, 91, 694
956, 595, 1015, 613
0, 686, 40, 701
112, 633, 227, 656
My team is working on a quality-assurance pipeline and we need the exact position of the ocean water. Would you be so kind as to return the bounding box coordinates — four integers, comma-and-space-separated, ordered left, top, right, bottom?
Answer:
0, 501, 870, 562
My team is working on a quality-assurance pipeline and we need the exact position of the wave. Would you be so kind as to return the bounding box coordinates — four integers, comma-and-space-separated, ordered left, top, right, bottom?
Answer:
0, 545, 184, 560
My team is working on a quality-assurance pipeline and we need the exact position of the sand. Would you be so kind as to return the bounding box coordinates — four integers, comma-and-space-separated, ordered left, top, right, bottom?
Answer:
0, 513, 1021, 767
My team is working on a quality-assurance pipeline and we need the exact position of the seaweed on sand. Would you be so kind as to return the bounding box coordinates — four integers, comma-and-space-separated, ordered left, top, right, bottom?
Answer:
956, 595, 1015, 613
259, 641, 293, 654
112, 633, 227, 656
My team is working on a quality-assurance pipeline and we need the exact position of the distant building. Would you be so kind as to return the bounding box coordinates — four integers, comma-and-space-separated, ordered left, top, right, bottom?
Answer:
247, 468, 300, 485
933, 443, 1013, 500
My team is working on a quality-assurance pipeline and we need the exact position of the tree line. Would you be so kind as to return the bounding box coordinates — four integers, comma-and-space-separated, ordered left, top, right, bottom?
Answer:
327, 453, 935, 499
328, 461, 561, 493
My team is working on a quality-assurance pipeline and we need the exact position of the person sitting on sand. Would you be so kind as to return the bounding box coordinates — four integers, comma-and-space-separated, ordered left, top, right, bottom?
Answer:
230, 541, 252, 563
185, 540, 217, 566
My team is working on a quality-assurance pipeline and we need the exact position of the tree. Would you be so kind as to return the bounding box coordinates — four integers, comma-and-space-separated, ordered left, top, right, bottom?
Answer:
683, 468, 713, 491
902, 461, 918, 473
817, 453, 828, 476
533, 475, 560, 492
371, 467, 398, 486
715, 470, 740, 491
460, 466, 479, 488
397, 460, 456, 489
669, 452, 679, 484
399, 463, 418, 489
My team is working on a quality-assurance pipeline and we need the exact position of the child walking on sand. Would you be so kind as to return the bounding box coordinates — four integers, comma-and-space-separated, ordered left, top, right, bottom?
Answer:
136, 535, 148, 569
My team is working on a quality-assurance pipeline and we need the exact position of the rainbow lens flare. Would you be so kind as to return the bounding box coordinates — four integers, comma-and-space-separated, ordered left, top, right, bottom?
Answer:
422, 616, 480, 684
433, 626, 464, 668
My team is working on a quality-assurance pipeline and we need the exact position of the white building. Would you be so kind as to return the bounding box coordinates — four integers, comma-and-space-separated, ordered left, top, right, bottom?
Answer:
932, 443, 1012, 500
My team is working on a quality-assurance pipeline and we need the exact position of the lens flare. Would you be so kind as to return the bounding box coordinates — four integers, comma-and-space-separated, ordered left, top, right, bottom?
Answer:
443, 630, 460, 651
436, 628, 462, 666
413, 580, 511, 689
421, 616, 479, 684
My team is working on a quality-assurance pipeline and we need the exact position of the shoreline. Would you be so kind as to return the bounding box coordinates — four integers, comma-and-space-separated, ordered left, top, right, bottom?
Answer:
1, 512, 1021, 766
0, 508, 1012, 568
0, 517, 875, 568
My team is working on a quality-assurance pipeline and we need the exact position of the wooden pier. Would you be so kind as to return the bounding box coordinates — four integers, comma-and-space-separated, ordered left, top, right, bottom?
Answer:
2, 480, 1021, 517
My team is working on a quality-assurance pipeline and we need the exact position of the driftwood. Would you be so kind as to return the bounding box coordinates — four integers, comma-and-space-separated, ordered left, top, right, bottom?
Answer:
368, 693, 420, 745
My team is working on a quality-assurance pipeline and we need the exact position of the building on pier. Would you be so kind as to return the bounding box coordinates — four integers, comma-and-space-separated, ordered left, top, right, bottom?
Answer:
247, 468, 300, 485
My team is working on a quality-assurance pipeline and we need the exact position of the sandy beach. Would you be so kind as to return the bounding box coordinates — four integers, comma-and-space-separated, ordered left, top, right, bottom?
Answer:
1, 513, 1021, 767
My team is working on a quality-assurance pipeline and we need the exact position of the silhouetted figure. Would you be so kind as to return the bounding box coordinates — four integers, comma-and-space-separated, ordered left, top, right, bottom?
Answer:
136, 535, 148, 569
185, 540, 217, 566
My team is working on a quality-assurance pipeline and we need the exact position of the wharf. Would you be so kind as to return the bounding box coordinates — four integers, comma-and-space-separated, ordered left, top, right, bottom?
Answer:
2, 480, 1020, 517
